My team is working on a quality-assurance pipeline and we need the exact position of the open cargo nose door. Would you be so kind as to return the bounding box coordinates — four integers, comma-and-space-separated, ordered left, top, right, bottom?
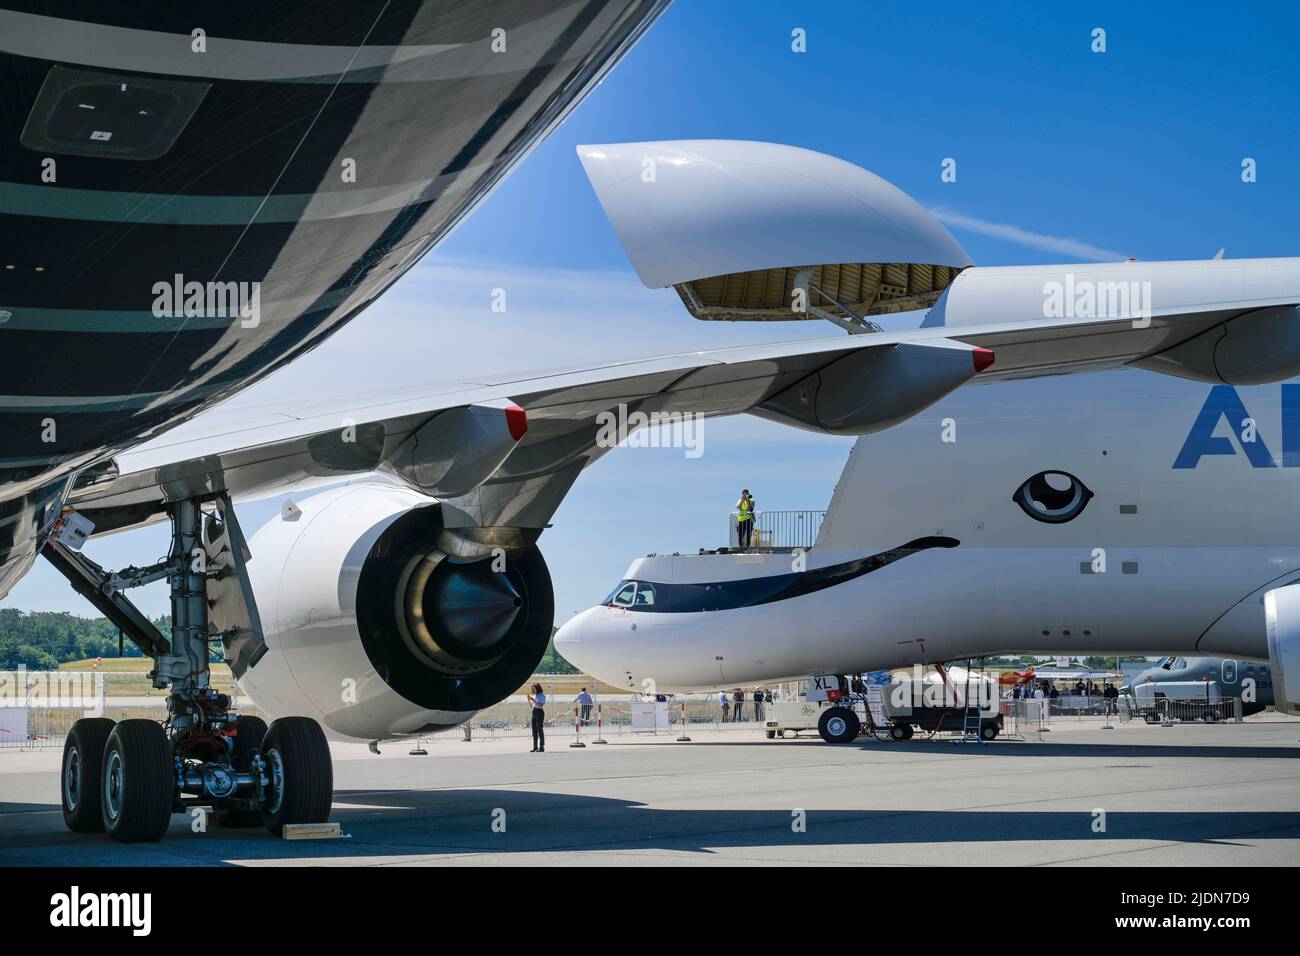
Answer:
577, 139, 972, 333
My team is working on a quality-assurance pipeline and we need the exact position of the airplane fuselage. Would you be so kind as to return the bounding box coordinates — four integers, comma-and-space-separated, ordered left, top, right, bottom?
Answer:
557, 370, 1300, 691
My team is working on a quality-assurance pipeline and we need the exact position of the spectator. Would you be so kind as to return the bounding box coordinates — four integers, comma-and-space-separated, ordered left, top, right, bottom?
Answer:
719, 690, 730, 722
753, 687, 765, 722
574, 687, 593, 725
732, 688, 745, 721
527, 683, 546, 753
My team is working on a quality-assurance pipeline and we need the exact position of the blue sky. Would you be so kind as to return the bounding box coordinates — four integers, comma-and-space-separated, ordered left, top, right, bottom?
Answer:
6, 0, 1298, 623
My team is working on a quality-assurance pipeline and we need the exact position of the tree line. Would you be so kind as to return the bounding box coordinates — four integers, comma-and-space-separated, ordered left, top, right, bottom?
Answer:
0, 609, 161, 670
0, 609, 583, 675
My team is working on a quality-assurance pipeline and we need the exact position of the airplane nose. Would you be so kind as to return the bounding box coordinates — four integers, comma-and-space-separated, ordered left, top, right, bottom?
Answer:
554, 615, 585, 670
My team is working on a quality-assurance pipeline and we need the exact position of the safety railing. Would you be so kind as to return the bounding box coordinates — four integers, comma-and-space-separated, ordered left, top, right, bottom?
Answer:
1151, 696, 1243, 725
0, 703, 273, 750
728, 510, 825, 550
1010, 694, 1123, 716
415, 695, 780, 745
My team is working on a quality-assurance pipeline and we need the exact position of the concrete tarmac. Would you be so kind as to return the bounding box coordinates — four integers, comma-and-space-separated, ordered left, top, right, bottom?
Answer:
2, 719, 1299, 866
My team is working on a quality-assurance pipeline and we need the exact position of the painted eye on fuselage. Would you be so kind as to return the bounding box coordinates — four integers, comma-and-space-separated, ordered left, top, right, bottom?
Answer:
1012, 470, 1094, 523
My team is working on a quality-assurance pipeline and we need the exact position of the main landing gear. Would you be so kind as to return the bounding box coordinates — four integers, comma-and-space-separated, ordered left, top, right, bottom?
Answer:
49, 496, 332, 842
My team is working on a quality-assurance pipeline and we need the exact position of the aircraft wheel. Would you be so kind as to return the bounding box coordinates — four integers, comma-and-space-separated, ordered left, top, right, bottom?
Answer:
901, 724, 915, 740
61, 718, 115, 833
889, 723, 909, 742
102, 720, 175, 843
215, 716, 268, 828
261, 717, 333, 835
818, 706, 860, 744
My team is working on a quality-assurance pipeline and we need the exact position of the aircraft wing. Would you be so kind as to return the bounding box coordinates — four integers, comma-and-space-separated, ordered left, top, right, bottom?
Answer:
65, 137, 1300, 534
66, 299, 1254, 534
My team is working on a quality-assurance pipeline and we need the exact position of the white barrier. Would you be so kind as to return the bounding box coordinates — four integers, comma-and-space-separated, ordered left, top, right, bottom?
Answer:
0, 707, 29, 746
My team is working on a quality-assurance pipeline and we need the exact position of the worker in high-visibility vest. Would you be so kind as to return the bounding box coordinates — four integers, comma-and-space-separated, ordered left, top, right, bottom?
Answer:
736, 489, 755, 549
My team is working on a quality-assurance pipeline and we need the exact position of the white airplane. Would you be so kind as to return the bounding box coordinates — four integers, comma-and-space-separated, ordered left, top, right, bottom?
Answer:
0, 1, 677, 843
554, 143, 1300, 743
15, 127, 1300, 841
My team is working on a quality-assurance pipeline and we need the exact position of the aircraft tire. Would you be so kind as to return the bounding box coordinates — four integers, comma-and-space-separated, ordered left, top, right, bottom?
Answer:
261, 717, 333, 835
102, 720, 175, 843
61, 718, 115, 833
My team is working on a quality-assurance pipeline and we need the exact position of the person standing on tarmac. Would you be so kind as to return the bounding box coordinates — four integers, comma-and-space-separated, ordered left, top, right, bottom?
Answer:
574, 687, 593, 725
753, 687, 765, 722
528, 683, 547, 752
736, 489, 756, 549
732, 688, 745, 721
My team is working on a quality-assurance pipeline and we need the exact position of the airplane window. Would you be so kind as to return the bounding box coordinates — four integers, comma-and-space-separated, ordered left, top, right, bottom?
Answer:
634, 583, 656, 606
602, 581, 636, 607
600, 580, 631, 600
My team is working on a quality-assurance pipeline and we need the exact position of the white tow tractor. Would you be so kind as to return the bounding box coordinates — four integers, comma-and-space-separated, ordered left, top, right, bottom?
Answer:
775, 671, 1004, 743
763, 698, 837, 738
763, 675, 874, 742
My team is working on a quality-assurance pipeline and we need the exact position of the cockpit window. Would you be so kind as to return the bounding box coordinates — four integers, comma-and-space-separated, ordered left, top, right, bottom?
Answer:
634, 583, 656, 606
610, 583, 636, 607
601, 580, 632, 606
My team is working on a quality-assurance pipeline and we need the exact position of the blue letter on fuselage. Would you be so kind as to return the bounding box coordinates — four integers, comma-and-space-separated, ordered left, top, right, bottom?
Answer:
1285, 384, 1300, 468
1173, 386, 1275, 469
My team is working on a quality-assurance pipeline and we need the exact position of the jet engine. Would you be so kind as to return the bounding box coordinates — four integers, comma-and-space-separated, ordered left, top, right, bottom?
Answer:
239, 480, 553, 741
1265, 583, 1300, 717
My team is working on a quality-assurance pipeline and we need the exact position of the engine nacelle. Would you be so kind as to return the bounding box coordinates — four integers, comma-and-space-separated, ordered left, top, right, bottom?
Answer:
240, 480, 553, 741
1265, 583, 1300, 717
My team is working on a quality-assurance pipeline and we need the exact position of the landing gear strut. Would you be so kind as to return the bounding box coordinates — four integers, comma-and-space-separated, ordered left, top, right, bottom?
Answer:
48, 496, 333, 842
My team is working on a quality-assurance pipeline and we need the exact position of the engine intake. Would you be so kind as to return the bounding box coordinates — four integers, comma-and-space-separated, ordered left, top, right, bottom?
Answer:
354, 505, 553, 714
240, 482, 553, 741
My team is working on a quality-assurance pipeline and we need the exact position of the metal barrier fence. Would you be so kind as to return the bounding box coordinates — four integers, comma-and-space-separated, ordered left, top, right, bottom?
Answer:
433, 696, 766, 744
1001, 695, 1134, 736
728, 510, 825, 550
0, 692, 755, 750
1149, 696, 1243, 725
1010, 694, 1128, 717
0, 704, 271, 750
2, 690, 1247, 751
